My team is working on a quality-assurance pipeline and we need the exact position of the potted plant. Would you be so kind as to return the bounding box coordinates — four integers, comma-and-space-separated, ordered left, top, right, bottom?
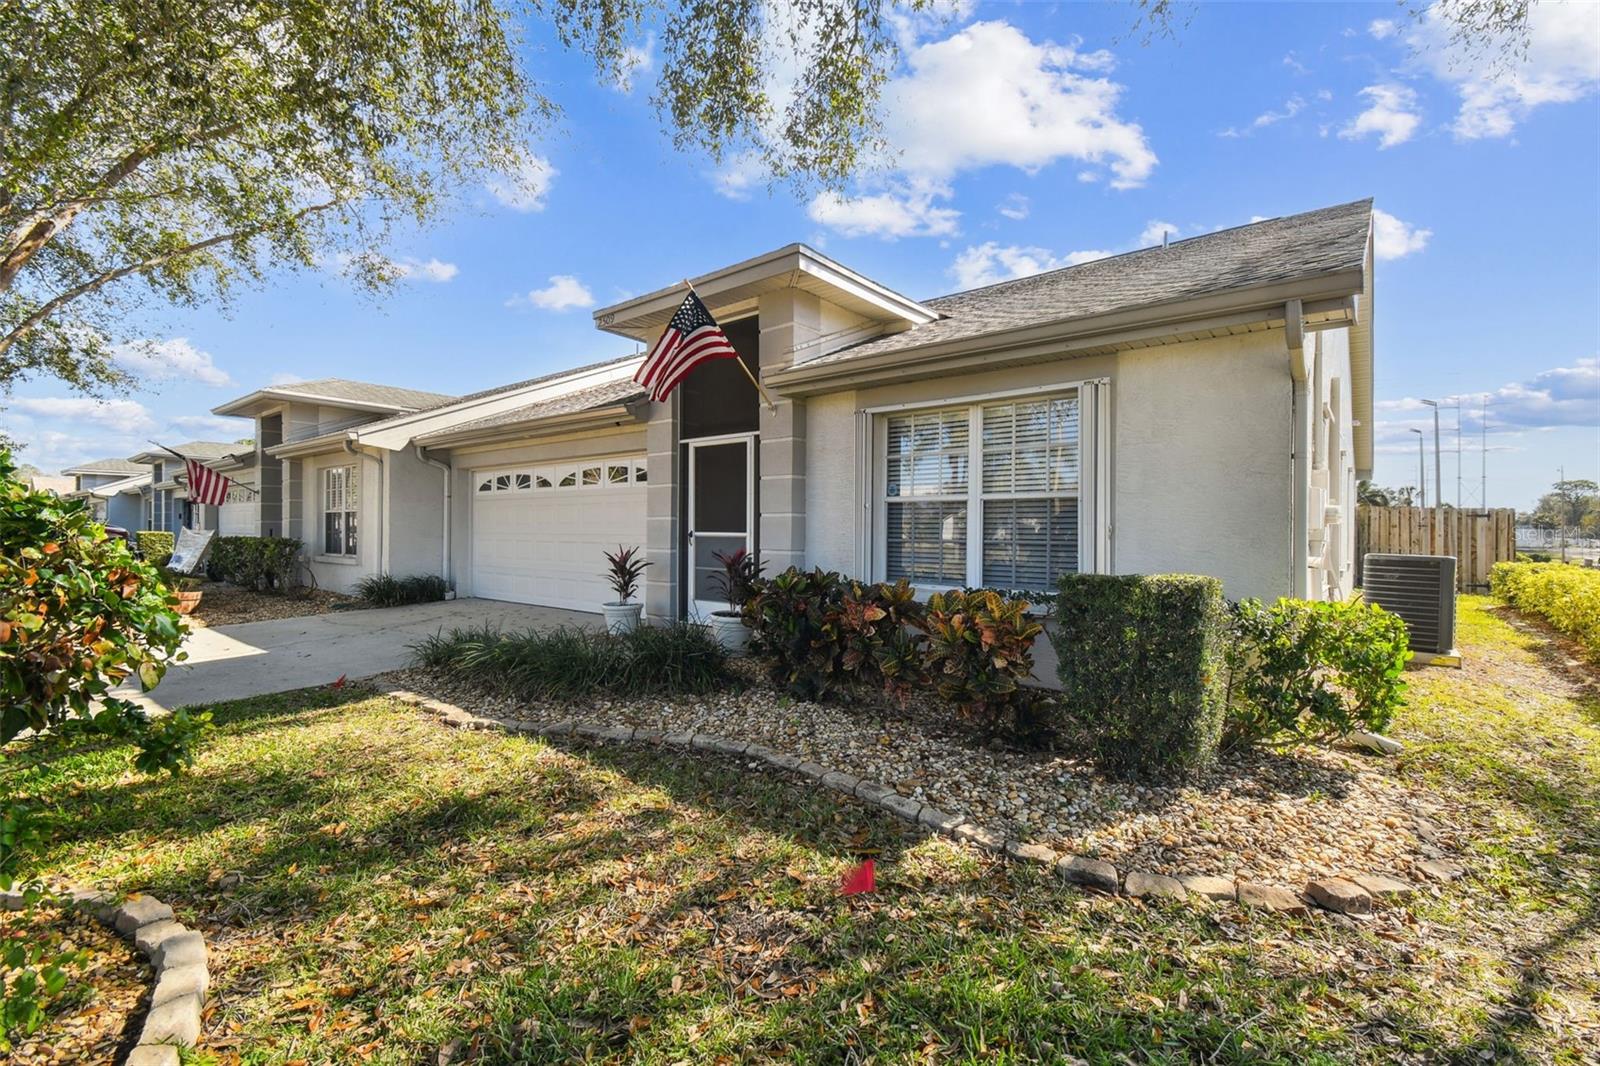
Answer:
171, 575, 205, 615
707, 547, 762, 652
601, 545, 650, 634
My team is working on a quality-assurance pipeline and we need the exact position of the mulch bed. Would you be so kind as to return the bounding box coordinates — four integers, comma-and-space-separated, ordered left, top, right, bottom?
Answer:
186, 584, 354, 627
2, 902, 151, 1065
379, 659, 1447, 885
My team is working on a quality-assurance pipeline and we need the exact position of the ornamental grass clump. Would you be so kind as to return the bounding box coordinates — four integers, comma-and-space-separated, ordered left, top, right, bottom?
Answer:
1491, 560, 1600, 662
355, 573, 449, 607
411, 621, 728, 701
1052, 573, 1232, 782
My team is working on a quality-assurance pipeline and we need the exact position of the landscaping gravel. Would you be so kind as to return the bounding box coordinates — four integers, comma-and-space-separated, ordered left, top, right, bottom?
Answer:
187, 584, 354, 627
380, 660, 1448, 884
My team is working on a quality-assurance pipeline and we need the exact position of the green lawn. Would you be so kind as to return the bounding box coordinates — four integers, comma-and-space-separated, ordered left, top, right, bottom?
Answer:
9, 596, 1598, 1063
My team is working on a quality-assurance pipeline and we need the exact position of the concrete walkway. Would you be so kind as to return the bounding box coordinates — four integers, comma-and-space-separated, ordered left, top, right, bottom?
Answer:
119, 598, 599, 712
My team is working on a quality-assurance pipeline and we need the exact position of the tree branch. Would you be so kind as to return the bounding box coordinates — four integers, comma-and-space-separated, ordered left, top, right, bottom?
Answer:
0, 200, 335, 359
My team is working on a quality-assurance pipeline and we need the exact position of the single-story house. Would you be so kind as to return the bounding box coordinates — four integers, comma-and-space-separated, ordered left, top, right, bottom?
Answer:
62, 457, 148, 527
124, 441, 258, 535
205, 198, 1374, 615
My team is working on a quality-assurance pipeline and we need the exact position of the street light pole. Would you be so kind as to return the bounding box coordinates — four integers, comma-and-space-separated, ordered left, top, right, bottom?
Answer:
1422, 399, 1443, 554
1410, 428, 1425, 510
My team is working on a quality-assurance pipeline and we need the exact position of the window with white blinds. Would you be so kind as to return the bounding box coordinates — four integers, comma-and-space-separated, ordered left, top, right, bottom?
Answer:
322, 465, 358, 556
882, 391, 1083, 591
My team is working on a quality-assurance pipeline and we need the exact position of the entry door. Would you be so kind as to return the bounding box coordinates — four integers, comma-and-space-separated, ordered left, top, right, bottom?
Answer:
687, 435, 754, 618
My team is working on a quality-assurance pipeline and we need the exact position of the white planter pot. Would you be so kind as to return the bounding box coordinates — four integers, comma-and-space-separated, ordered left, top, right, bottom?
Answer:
602, 601, 642, 635
707, 610, 750, 654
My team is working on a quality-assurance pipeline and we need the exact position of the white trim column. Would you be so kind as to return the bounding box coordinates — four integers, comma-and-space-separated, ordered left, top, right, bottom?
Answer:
644, 392, 680, 622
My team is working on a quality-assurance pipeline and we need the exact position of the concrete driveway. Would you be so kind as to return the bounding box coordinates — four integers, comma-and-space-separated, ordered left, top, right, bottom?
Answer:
118, 598, 599, 712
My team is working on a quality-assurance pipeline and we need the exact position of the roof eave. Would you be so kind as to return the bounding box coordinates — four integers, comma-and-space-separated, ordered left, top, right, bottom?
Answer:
415, 403, 648, 450
767, 267, 1367, 395
213, 388, 425, 418
592, 244, 938, 342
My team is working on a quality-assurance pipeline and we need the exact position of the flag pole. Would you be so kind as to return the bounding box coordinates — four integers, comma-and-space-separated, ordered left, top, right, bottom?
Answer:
681, 279, 777, 413
148, 440, 259, 496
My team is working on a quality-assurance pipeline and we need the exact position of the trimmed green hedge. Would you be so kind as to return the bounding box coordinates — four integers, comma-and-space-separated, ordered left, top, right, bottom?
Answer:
1492, 560, 1600, 661
207, 536, 301, 590
1052, 573, 1231, 781
135, 530, 175, 568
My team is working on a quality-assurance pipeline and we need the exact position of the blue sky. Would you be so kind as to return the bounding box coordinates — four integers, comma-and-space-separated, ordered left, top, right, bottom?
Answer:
5, 0, 1597, 510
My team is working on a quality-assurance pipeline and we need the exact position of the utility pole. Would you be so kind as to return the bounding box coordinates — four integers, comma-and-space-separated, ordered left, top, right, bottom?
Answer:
1411, 428, 1426, 510
1559, 465, 1568, 563
1422, 399, 1443, 554
1454, 400, 1462, 511
1480, 395, 1487, 510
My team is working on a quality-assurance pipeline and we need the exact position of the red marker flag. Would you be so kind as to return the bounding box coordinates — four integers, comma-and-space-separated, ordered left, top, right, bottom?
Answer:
841, 859, 875, 896
330, 674, 347, 690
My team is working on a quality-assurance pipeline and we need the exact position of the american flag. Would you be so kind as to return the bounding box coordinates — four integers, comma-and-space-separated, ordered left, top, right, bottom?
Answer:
184, 457, 235, 506
634, 290, 741, 402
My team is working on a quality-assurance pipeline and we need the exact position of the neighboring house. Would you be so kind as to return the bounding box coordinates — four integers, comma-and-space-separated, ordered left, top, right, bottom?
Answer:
209, 199, 1374, 611
27, 474, 75, 497
125, 441, 256, 535
61, 457, 147, 526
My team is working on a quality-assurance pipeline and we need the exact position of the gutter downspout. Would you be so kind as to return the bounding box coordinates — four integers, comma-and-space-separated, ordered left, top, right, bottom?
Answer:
344, 438, 384, 575
1286, 299, 1310, 600
415, 443, 453, 591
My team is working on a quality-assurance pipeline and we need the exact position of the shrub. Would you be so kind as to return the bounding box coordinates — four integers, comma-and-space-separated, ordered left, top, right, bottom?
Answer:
839, 579, 927, 710
411, 621, 727, 701
1224, 598, 1410, 750
135, 529, 175, 567
924, 588, 1046, 737
0, 451, 206, 1048
1053, 574, 1231, 781
710, 547, 763, 615
207, 536, 301, 590
355, 573, 449, 608
744, 567, 850, 700
1492, 560, 1600, 662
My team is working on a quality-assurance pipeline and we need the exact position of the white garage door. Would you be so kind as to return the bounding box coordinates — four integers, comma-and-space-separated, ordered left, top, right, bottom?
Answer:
470, 456, 647, 611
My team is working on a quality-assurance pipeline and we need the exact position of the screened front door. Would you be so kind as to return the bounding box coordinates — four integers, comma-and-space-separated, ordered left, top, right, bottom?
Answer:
687, 435, 754, 618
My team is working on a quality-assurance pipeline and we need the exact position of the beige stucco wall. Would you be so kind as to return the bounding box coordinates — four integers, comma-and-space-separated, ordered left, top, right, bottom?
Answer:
384, 445, 447, 578
798, 331, 1306, 602
1113, 333, 1292, 600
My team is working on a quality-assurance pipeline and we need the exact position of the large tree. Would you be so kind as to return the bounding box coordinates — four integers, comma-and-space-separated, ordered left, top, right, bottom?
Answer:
1532, 478, 1599, 533
0, 0, 916, 397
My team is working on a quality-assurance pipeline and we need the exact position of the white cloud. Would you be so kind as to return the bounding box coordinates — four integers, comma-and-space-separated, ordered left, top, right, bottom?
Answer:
949, 217, 1184, 288
1339, 84, 1422, 148
807, 182, 961, 240
9, 397, 156, 432
509, 275, 596, 312
882, 21, 1157, 189
112, 337, 233, 387
1371, 208, 1432, 259
1368, 18, 1399, 40
997, 193, 1030, 221
614, 36, 655, 92
1408, 0, 1600, 140
485, 155, 557, 211
397, 257, 458, 283
1219, 94, 1307, 137
171, 414, 253, 438
1283, 52, 1310, 75
710, 152, 768, 201
1376, 358, 1599, 443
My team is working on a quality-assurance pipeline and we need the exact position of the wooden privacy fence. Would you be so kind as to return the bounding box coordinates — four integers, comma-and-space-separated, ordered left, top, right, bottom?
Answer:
1355, 506, 1517, 591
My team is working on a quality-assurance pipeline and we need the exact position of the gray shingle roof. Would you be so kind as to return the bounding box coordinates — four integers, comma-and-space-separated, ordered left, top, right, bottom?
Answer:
805, 198, 1373, 368
266, 378, 457, 410
419, 378, 646, 439
163, 441, 242, 460
61, 456, 145, 476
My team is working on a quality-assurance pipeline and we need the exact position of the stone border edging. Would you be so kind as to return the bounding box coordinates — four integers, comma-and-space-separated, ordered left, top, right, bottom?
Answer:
2, 885, 209, 1066
385, 688, 1440, 920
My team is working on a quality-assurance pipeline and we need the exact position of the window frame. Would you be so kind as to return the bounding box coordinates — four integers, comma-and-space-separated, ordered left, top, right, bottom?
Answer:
321, 464, 359, 558
869, 381, 1105, 595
